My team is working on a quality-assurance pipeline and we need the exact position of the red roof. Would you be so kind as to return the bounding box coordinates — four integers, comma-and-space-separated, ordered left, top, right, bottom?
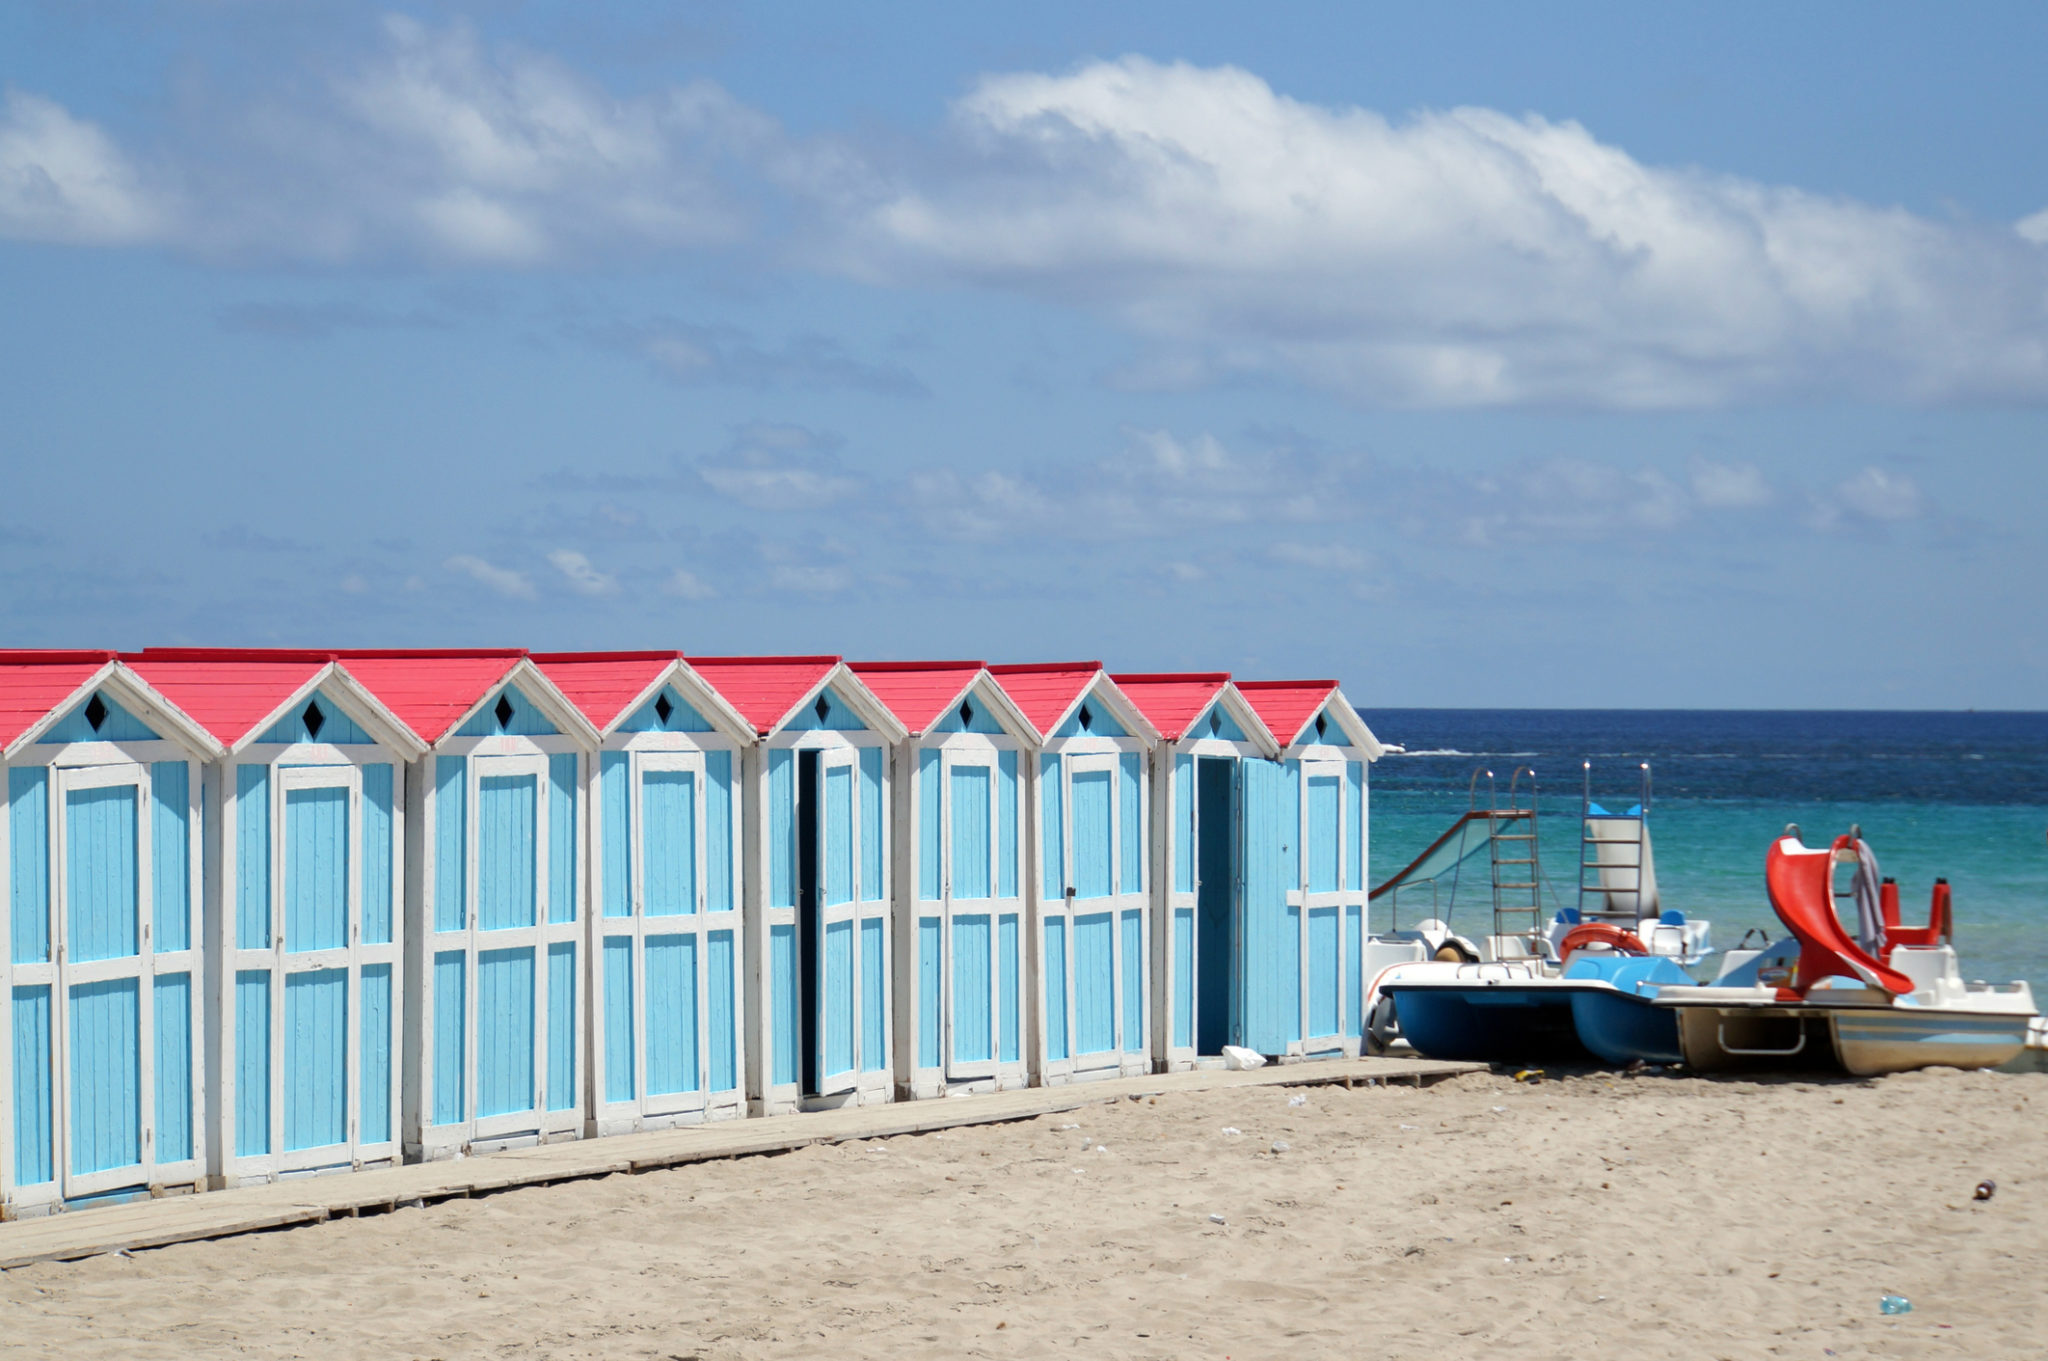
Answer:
123, 653, 330, 747
533, 652, 680, 732
988, 662, 1101, 738
329, 650, 526, 744
687, 656, 841, 735
1109, 673, 1232, 742
848, 661, 984, 736
1236, 680, 1339, 747
0, 652, 116, 750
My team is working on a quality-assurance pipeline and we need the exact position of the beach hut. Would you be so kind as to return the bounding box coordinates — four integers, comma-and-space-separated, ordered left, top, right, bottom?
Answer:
532, 653, 754, 1135
848, 662, 1035, 1099
0, 652, 220, 1214
988, 663, 1162, 1084
332, 651, 598, 1159
122, 651, 425, 1186
1109, 675, 1280, 1070
1233, 682, 1385, 1060
686, 659, 904, 1116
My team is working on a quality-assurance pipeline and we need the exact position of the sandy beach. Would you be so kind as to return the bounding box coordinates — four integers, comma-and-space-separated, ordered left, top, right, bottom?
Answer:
0, 1066, 2040, 1359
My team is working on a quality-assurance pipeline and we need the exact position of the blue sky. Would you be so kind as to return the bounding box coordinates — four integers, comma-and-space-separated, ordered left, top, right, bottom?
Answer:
3, 2, 2046, 708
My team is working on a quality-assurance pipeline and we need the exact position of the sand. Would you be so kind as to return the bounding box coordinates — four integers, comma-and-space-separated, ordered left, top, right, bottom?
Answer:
1, 1066, 2042, 1359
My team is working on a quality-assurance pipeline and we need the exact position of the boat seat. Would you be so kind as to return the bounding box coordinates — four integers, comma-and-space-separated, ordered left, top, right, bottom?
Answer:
1881, 878, 1952, 955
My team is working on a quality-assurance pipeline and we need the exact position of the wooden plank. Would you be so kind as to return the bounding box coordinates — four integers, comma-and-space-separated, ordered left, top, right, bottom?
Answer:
0, 1056, 1475, 1270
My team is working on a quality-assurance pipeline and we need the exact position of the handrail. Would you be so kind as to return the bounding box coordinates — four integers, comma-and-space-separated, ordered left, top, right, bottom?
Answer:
1716, 1020, 1806, 1057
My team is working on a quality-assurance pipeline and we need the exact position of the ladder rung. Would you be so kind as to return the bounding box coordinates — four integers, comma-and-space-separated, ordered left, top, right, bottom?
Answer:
1493, 882, 1537, 891
1493, 856, 1535, 865
1493, 833, 1535, 841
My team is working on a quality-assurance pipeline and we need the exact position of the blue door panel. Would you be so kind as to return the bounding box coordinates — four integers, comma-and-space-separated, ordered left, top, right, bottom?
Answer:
951, 913, 992, 1063
1073, 911, 1114, 1056
644, 933, 699, 1096
360, 963, 392, 1143
153, 972, 192, 1164
284, 786, 349, 953
642, 770, 696, 917
1043, 918, 1069, 1062
477, 776, 537, 931
67, 784, 138, 963
68, 977, 141, 1177
476, 947, 535, 1118
284, 968, 347, 1152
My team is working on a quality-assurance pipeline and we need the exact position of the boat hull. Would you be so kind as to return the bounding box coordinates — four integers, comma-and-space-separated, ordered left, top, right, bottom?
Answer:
1829, 1008, 2031, 1077
1382, 983, 1594, 1064
1570, 989, 1684, 1065
1669, 1005, 1838, 1074
1666, 1001, 2031, 1076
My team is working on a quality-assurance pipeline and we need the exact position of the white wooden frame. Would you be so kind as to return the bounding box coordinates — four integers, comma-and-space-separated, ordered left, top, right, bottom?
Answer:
217, 745, 407, 1183
1151, 695, 1279, 1073
1036, 739, 1151, 1084
931, 732, 1026, 1091
1289, 752, 1355, 1057
416, 730, 588, 1155
747, 726, 894, 1115
2, 736, 206, 1211
592, 741, 746, 1129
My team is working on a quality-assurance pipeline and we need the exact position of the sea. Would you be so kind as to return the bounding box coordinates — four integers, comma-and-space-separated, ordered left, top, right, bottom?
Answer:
1360, 710, 2048, 995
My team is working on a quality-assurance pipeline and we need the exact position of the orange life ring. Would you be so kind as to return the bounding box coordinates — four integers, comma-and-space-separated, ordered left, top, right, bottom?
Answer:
1558, 921, 1648, 962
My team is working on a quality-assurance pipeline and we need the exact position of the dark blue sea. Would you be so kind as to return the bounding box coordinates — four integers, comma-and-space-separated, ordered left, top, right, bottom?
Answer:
1359, 710, 2048, 993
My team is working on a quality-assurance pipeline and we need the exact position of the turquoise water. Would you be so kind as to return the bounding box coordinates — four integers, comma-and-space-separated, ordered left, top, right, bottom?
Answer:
1362, 711, 2048, 994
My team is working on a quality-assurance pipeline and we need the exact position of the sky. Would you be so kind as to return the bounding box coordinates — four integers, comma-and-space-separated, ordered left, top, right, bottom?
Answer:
3, 2, 2046, 709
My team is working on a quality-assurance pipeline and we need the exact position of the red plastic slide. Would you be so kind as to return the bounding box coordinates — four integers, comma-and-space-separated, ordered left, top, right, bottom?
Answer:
1764, 834, 1913, 997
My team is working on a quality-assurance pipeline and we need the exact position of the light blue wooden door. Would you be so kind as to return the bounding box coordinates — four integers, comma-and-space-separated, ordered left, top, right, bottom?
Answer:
943, 753, 995, 1077
1068, 761, 1117, 1060
814, 749, 861, 1094
475, 767, 538, 1129
1042, 747, 1147, 1079
1302, 765, 1345, 1046
941, 746, 1022, 1082
278, 771, 356, 1164
53, 765, 156, 1197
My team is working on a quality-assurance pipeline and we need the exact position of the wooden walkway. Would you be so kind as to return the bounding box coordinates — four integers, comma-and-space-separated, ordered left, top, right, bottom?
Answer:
0, 1056, 1476, 1269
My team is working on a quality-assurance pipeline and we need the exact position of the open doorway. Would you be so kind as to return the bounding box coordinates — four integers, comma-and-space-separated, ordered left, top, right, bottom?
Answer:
1195, 756, 1236, 1055
796, 749, 821, 1096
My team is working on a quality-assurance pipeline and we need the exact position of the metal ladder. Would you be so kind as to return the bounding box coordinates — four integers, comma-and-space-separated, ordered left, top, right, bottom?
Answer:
1580, 762, 1651, 922
1476, 766, 1543, 950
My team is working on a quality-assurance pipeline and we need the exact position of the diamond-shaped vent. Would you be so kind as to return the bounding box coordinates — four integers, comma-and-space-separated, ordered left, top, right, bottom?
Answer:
494, 694, 516, 730
1314, 713, 1327, 740
959, 699, 975, 726
1078, 703, 1093, 732
304, 700, 327, 740
1208, 708, 1222, 736
84, 694, 108, 732
814, 694, 831, 722
654, 693, 674, 726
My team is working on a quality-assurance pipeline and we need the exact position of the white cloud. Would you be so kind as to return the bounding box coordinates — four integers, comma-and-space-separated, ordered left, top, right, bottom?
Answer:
769, 563, 852, 595
445, 553, 536, 599
2018, 207, 2048, 246
846, 58, 2048, 407
547, 548, 618, 596
1836, 466, 1923, 521
908, 427, 1355, 541
2, 20, 765, 263
696, 424, 865, 511
664, 567, 716, 600
1690, 460, 1774, 510
0, 91, 165, 244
